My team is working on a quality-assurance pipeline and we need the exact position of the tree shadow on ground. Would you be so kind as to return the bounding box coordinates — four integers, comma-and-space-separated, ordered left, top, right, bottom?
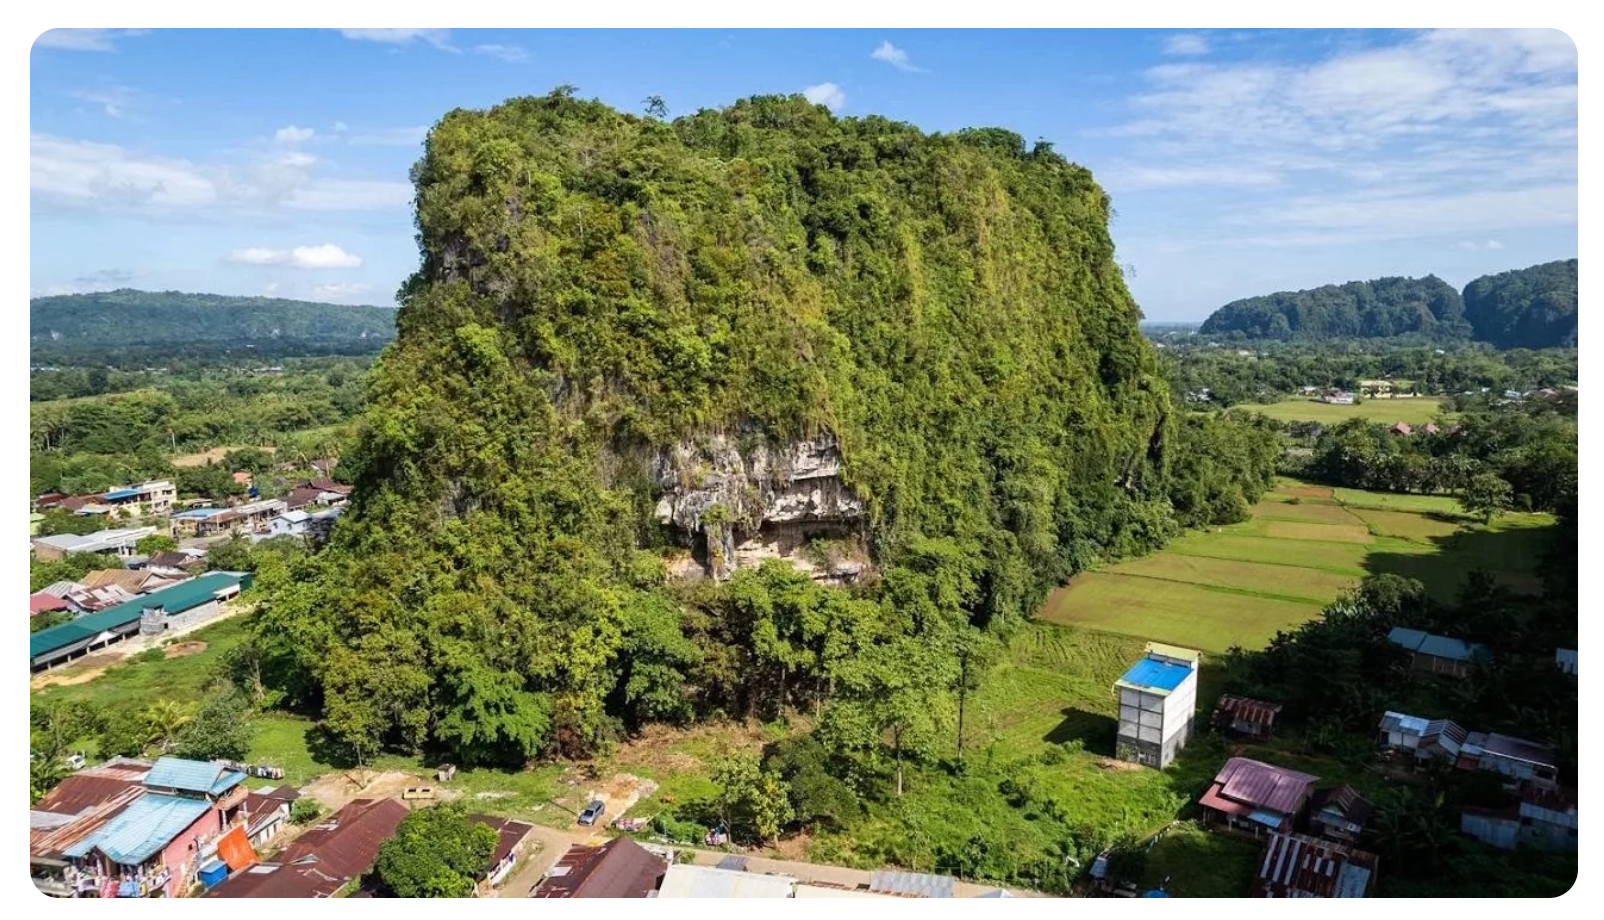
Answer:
303, 722, 359, 771
1043, 708, 1116, 753
1365, 523, 1552, 603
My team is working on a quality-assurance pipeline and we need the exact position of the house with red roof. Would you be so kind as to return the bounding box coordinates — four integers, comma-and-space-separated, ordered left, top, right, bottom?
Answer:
1199, 757, 1320, 838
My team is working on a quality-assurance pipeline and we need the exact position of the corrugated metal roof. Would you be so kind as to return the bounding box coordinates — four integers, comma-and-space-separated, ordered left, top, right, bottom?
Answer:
1556, 648, 1577, 675
30, 572, 246, 660
1116, 657, 1194, 694
1415, 634, 1486, 662
1310, 785, 1374, 825
64, 793, 211, 864
144, 757, 244, 795
869, 870, 956, 898
1387, 627, 1429, 651
657, 864, 796, 898
534, 838, 667, 898
1144, 642, 1201, 665
1215, 695, 1282, 726
1253, 831, 1377, 898
1213, 757, 1319, 815
1480, 733, 1556, 767
102, 489, 140, 501
34, 763, 152, 816
1378, 710, 1429, 735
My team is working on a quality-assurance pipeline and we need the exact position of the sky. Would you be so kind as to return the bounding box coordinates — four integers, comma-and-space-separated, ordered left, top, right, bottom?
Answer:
29, 28, 1579, 321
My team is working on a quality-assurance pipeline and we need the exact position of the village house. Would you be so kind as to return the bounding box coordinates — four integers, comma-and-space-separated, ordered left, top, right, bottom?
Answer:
97, 481, 178, 517
1377, 710, 1429, 753
1199, 757, 1320, 838
1252, 831, 1378, 898
170, 499, 288, 537
30, 592, 71, 618
1460, 788, 1577, 853
30, 572, 249, 673
31, 526, 158, 562
1387, 627, 1488, 678
470, 815, 536, 894
1556, 648, 1577, 677
1389, 421, 1412, 436
80, 568, 186, 597
206, 798, 408, 898
1211, 695, 1283, 741
869, 870, 958, 898
1358, 379, 1395, 399
656, 863, 798, 898
1308, 785, 1374, 844
1458, 732, 1559, 788
262, 510, 313, 540
241, 787, 301, 851
33, 757, 251, 898
1322, 389, 1355, 405
534, 837, 669, 898
1417, 718, 1469, 763
1114, 643, 1200, 769
147, 549, 208, 574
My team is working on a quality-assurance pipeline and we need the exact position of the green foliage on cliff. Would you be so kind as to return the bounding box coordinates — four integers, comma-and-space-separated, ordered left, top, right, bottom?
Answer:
256, 90, 1274, 767
1200, 275, 1470, 341
1462, 259, 1578, 349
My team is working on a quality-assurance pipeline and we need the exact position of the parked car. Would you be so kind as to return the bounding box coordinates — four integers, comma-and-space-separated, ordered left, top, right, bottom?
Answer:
578, 799, 605, 826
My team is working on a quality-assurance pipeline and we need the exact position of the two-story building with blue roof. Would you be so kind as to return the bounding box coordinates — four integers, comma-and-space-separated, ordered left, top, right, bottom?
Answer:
1114, 642, 1200, 768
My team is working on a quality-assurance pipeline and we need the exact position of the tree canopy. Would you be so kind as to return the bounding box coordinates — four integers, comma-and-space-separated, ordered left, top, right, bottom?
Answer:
1200, 276, 1469, 341
1462, 259, 1578, 349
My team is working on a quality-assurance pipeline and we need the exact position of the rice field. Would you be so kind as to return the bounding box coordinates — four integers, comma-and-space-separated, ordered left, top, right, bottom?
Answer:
1040, 479, 1556, 652
1233, 396, 1453, 426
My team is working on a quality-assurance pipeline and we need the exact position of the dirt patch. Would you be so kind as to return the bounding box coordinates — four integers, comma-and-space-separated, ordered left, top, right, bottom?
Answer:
612, 720, 770, 774
299, 768, 440, 812
30, 651, 131, 689
164, 641, 207, 659
568, 773, 658, 829
170, 445, 276, 468
1095, 758, 1146, 772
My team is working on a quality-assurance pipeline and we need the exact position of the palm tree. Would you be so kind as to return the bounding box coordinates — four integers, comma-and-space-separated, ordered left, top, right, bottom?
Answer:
30, 751, 68, 804
142, 700, 193, 752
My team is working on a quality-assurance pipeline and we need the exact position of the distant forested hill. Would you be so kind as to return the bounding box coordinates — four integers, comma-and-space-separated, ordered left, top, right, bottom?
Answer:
1462, 259, 1578, 349
30, 289, 397, 363
1199, 276, 1470, 341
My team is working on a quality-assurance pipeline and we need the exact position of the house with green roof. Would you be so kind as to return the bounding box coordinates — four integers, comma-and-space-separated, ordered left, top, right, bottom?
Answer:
29, 572, 250, 673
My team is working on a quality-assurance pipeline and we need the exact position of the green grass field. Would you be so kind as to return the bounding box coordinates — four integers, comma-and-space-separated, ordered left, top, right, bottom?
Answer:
1234, 396, 1453, 426
1041, 480, 1556, 651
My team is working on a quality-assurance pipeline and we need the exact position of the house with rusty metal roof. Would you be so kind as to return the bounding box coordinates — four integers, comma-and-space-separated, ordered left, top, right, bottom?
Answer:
1252, 831, 1377, 898
1308, 785, 1374, 844
470, 814, 536, 893
207, 798, 408, 898
1212, 695, 1283, 741
1199, 757, 1320, 838
533, 836, 668, 898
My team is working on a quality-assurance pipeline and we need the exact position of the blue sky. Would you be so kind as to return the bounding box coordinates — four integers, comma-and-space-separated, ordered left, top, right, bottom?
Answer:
30, 28, 1578, 321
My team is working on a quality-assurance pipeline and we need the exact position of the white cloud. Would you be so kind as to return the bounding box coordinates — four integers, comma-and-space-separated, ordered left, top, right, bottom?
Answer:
34, 28, 148, 52
31, 133, 412, 217
1457, 239, 1507, 252
66, 85, 137, 118
473, 44, 528, 63
340, 28, 456, 52
1163, 34, 1210, 56
333, 121, 350, 133
803, 82, 846, 112
274, 125, 316, 145
312, 282, 374, 301
227, 244, 363, 270
264, 282, 279, 294
1096, 28, 1576, 246
870, 41, 924, 73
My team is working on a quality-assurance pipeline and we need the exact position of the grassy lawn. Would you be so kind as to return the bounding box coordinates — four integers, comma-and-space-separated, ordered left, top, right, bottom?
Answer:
33, 614, 255, 713
1235, 396, 1453, 426
1143, 821, 1261, 897
1042, 480, 1556, 653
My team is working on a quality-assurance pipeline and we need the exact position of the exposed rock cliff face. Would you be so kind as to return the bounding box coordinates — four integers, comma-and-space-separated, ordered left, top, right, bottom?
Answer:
652, 432, 866, 580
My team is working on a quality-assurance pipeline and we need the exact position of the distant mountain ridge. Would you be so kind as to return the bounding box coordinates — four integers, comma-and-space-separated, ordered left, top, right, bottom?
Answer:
1199, 275, 1468, 341
30, 289, 397, 362
1198, 261, 1578, 348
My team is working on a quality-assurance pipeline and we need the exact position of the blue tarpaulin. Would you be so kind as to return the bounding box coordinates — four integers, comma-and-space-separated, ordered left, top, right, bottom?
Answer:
117, 880, 139, 897
199, 858, 229, 888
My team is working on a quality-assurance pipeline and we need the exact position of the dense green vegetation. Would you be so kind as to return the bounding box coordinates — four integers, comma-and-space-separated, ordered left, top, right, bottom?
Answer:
29, 358, 366, 498
1199, 275, 1469, 341
1462, 259, 1578, 349
253, 89, 1282, 771
30, 289, 395, 365
373, 802, 497, 897
1195, 259, 1578, 350
1153, 336, 1574, 409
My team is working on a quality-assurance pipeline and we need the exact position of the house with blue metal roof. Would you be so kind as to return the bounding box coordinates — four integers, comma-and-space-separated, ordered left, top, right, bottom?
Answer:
52, 757, 251, 898
1387, 626, 1488, 678
1114, 642, 1200, 769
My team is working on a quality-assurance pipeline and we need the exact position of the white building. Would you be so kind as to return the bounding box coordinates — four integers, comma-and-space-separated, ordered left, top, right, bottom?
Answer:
1114, 643, 1200, 769
31, 526, 158, 561
656, 864, 796, 898
99, 481, 177, 516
